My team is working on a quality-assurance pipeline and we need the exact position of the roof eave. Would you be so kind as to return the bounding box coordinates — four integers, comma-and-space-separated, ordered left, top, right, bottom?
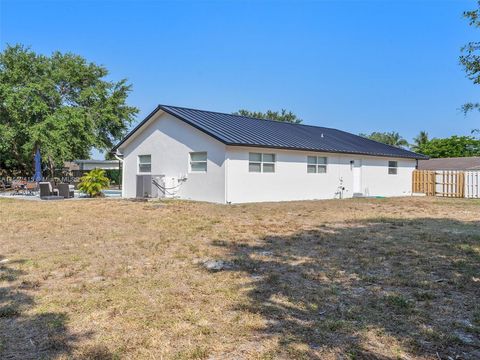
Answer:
111, 105, 163, 152
225, 143, 428, 160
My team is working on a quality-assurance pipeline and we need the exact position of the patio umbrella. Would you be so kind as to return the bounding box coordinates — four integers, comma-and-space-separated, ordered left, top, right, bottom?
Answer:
33, 147, 42, 182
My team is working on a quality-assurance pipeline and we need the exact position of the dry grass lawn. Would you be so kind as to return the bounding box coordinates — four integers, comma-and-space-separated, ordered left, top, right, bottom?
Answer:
0, 197, 479, 359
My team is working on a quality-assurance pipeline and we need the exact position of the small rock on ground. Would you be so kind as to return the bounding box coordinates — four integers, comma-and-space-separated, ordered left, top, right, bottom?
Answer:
454, 331, 475, 345
257, 251, 273, 257
203, 260, 232, 271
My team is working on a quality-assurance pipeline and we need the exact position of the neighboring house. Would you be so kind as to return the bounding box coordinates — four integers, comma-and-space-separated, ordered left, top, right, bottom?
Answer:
73, 160, 121, 171
418, 157, 480, 171
112, 105, 427, 203
64, 160, 120, 173
63, 160, 121, 178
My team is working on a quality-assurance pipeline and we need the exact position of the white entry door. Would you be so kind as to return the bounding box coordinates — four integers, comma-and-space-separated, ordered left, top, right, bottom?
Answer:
352, 159, 362, 194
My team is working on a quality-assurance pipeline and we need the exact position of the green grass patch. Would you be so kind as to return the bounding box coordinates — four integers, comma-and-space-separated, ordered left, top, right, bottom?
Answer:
384, 294, 414, 312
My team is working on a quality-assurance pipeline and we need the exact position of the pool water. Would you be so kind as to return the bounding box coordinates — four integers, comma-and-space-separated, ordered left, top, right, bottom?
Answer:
102, 189, 122, 197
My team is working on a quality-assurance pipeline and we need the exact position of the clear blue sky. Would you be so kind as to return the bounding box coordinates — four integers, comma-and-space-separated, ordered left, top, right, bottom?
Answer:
1, 0, 479, 158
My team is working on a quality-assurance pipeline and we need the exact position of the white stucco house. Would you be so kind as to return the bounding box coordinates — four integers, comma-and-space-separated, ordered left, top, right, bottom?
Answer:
112, 105, 427, 203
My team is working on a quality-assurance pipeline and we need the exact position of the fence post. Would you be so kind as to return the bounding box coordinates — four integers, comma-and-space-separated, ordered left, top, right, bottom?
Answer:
412, 170, 416, 193
442, 171, 445, 197
431, 171, 436, 196
459, 171, 465, 198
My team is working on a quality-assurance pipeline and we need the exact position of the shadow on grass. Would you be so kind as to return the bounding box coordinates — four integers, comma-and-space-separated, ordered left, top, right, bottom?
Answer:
0, 255, 106, 359
217, 218, 480, 359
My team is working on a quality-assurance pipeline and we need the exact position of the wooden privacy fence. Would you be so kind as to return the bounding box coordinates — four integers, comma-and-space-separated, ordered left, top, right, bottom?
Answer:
412, 170, 480, 198
412, 170, 437, 196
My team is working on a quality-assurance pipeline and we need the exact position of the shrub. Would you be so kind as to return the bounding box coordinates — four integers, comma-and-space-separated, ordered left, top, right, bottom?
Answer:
78, 169, 110, 197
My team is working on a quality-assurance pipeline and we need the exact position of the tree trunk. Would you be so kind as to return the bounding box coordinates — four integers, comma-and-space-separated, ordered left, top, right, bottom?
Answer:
48, 156, 55, 179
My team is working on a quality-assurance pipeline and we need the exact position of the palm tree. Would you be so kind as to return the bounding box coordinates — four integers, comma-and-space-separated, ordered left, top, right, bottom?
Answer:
386, 132, 409, 148
360, 131, 409, 148
411, 131, 429, 152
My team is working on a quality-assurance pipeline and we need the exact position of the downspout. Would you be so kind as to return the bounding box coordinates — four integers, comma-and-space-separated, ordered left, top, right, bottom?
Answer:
224, 151, 229, 204
113, 151, 125, 196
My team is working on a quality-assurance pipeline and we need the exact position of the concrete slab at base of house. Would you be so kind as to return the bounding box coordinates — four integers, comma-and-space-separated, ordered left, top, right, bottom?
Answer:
113, 105, 427, 204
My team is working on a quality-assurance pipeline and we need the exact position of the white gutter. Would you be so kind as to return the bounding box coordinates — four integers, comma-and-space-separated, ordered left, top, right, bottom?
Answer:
113, 153, 123, 163
113, 151, 125, 197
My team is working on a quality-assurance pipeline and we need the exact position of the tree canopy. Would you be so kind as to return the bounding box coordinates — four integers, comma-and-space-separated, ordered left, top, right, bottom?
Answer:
233, 109, 302, 124
412, 135, 480, 158
461, 1, 480, 114
0, 44, 138, 176
359, 131, 409, 148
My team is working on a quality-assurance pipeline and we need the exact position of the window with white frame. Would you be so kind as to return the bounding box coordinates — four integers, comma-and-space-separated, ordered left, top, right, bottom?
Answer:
249, 153, 276, 173
307, 156, 327, 173
138, 155, 151, 173
388, 160, 398, 175
190, 152, 207, 172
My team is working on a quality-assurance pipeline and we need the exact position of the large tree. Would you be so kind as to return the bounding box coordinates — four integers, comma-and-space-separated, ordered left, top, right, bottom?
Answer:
414, 135, 480, 158
233, 109, 302, 124
461, 1, 480, 115
0, 44, 138, 176
359, 131, 409, 148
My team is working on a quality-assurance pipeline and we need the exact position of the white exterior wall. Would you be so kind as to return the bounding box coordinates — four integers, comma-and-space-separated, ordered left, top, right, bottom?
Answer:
225, 146, 416, 203
119, 112, 226, 203
360, 157, 416, 197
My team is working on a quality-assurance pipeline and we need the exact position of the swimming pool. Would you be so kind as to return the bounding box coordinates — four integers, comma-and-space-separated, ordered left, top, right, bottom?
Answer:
102, 189, 122, 197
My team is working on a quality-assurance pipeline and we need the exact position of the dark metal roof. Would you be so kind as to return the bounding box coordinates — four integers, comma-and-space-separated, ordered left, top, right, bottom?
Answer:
418, 157, 480, 170
113, 104, 428, 160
